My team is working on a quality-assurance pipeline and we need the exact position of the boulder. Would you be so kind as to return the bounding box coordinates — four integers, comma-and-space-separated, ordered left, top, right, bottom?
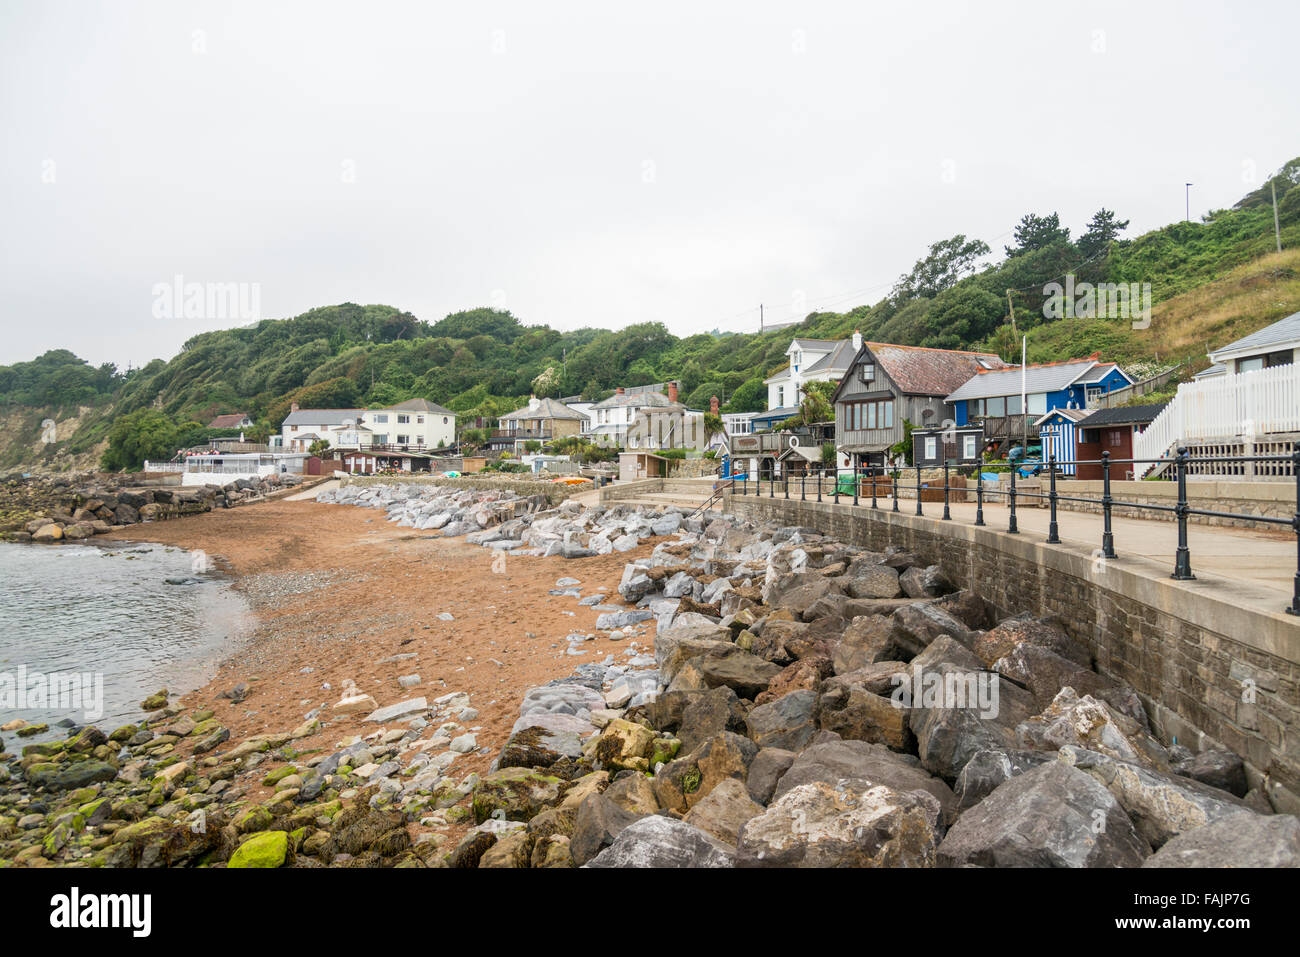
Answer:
696, 651, 783, 699
654, 731, 759, 813
899, 564, 955, 599
738, 781, 940, 867
973, 614, 1089, 669
683, 777, 764, 845
1017, 688, 1169, 770
994, 643, 1145, 724
832, 615, 898, 674
471, 767, 568, 823
677, 686, 747, 754
818, 686, 912, 751
744, 689, 819, 752
746, 748, 797, 805
844, 564, 902, 599
1142, 811, 1300, 868
937, 762, 1150, 868
585, 815, 735, 868
1172, 747, 1248, 798
1058, 746, 1250, 849
754, 655, 833, 706
953, 748, 1055, 810
890, 603, 979, 658
569, 793, 644, 866
773, 738, 957, 824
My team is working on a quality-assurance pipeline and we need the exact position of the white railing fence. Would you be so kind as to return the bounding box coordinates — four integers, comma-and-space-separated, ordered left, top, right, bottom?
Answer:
1134, 363, 1300, 472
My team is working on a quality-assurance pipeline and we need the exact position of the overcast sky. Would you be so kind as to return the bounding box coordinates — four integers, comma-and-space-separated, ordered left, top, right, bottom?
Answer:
2, 0, 1297, 368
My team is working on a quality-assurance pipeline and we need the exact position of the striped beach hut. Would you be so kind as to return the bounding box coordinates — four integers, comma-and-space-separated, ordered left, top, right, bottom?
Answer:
1034, 408, 1089, 475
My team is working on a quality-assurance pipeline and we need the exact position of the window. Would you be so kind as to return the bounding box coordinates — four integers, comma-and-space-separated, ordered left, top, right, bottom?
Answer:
397, 434, 409, 445
778, 387, 785, 406
988, 396, 1006, 417
843, 398, 893, 431
1007, 394, 1022, 415
397, 414, 410, 424
1027, 393, 1047, 415
417, 416, 424, 424
924, 436, 937, 460
1238, 357, 1264, 373
859, 361, 875, 383
373, 414, 388, 423
963, 434, 976, 460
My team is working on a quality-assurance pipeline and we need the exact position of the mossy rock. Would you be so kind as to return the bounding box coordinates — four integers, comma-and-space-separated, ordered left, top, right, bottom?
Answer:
15, 724, 48, 738
108, 724, 139, 743
262, 765, 299, 787
470, 767, 567, 824
140, 690, 168, 712
227, 830, 289, 868
648, 737, 681, 767
233, 805, 274, 833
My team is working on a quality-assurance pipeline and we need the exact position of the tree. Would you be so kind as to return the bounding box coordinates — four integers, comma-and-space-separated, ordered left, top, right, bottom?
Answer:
892, 234, 991, 302
531, 366, 561, 397
1076, 208, 1131, 259
797, 380, 835, 425
1005, 212, 1071, 256
101, 409, 183, 471
308, 439, 330, 456
722, 377, 766, 413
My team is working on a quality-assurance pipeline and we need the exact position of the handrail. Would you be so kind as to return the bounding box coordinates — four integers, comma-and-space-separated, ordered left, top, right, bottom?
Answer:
730, 446, 1300, 616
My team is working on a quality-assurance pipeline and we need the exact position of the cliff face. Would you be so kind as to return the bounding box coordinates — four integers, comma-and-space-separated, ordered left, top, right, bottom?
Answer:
0, 405, 110, 474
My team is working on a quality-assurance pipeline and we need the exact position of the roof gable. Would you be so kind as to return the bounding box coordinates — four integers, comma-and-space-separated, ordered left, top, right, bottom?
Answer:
834, 342, 1009, 400
1208, 310, 1300, 361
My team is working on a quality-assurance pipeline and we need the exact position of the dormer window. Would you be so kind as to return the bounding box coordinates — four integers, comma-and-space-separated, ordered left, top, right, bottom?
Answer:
859, 361, 875, 383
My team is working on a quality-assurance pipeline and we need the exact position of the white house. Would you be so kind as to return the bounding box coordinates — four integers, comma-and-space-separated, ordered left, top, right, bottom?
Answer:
362, 398, 456, 449
589, 382, 681, 447
763, 332, 861, 412
1133, 310, 1300, 477
277, 398, 456, 453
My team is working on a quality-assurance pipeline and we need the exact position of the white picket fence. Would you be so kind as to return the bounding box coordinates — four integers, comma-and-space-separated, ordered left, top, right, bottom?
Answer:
1134, 363, 1300, 474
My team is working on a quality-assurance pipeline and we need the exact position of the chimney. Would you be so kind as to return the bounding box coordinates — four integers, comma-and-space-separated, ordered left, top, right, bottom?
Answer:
290, 402, 299, 412
852, 329, 862, 351
667, 381, 678, 403
616, 386, 625, 395
710, 395, 719, 414
528, 395, 540, 411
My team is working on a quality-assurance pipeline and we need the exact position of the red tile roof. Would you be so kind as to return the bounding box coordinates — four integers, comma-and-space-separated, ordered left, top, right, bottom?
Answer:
864, 342, 1011, 396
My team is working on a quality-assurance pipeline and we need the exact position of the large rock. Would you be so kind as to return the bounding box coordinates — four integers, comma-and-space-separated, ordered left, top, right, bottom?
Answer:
953, 749, 1055, 810
899, 564, 954, 599
937, 762, 1150, 868
654, 731, 759, 813
585, 815, 735, 868
1172, 747, 1248, 797
677, 686, 747, 753
973, 614, 1089, 669
744, 689, 819, 751
696, 651, 783, 699
738, 781, 940, 867
746, 748, 797, 805
570, 792, 644, 865
832, 615, 898, 674
818, 685, 911, 750
1142, 811, 1300, 868
994, 643, 1145, 724
1058, 746, 1250, 848
683, 777, 764, 844
766, 573, 839, 616
471, 767, 567, 823
774, 738, 957, 824
1017, 688, 1168, 770
844, 564, 902, 600
890, 603, 979, 658
754, 655, 833, 706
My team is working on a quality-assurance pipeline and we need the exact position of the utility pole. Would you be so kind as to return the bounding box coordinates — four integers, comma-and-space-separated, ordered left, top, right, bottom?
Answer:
1006, 289, 1016, 335
759, 303, 764, 333
1185, 183, 1193, 222
1273, 181, 1284, 253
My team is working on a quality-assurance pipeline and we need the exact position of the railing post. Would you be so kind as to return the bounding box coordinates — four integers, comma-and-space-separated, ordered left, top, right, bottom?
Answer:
1046, 454, 1060, 543
942, 462, 951, 520
852, 457, 860, 506
834, 464, 840, 504
801, 471, 806, 501
742, 475, 747, 496
892, 468, 899, 512
817, 469, 822, 503
784, 470, 789, 499
769, 470, 774, 498
1288, 443, 1299, 616
1008, 466, 1019, 533
1101, 451, 1116, 559
871, 462, 878, 510
974, 467, 985, 526
915, 464, 923, 516
1171, 446, 1195, 580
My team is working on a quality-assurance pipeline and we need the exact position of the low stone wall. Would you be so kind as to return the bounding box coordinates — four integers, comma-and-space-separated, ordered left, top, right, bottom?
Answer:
1055, 478, 1294, 528
341, 474, 581, 506
725, 491, 1300, 813
599, 479, 664, 503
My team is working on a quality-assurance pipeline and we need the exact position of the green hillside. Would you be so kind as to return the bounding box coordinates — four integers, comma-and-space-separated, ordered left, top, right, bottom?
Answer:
2, 157, 1298, 472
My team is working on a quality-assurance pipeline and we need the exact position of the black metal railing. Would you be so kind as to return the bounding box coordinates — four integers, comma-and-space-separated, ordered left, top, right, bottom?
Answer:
734, 446, 1300, 616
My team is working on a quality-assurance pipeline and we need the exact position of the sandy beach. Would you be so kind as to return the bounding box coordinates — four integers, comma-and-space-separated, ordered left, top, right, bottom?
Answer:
100, 493, 657, 813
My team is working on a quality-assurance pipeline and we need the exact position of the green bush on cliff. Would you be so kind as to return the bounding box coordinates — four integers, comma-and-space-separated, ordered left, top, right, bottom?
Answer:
100, 409, 198, 471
